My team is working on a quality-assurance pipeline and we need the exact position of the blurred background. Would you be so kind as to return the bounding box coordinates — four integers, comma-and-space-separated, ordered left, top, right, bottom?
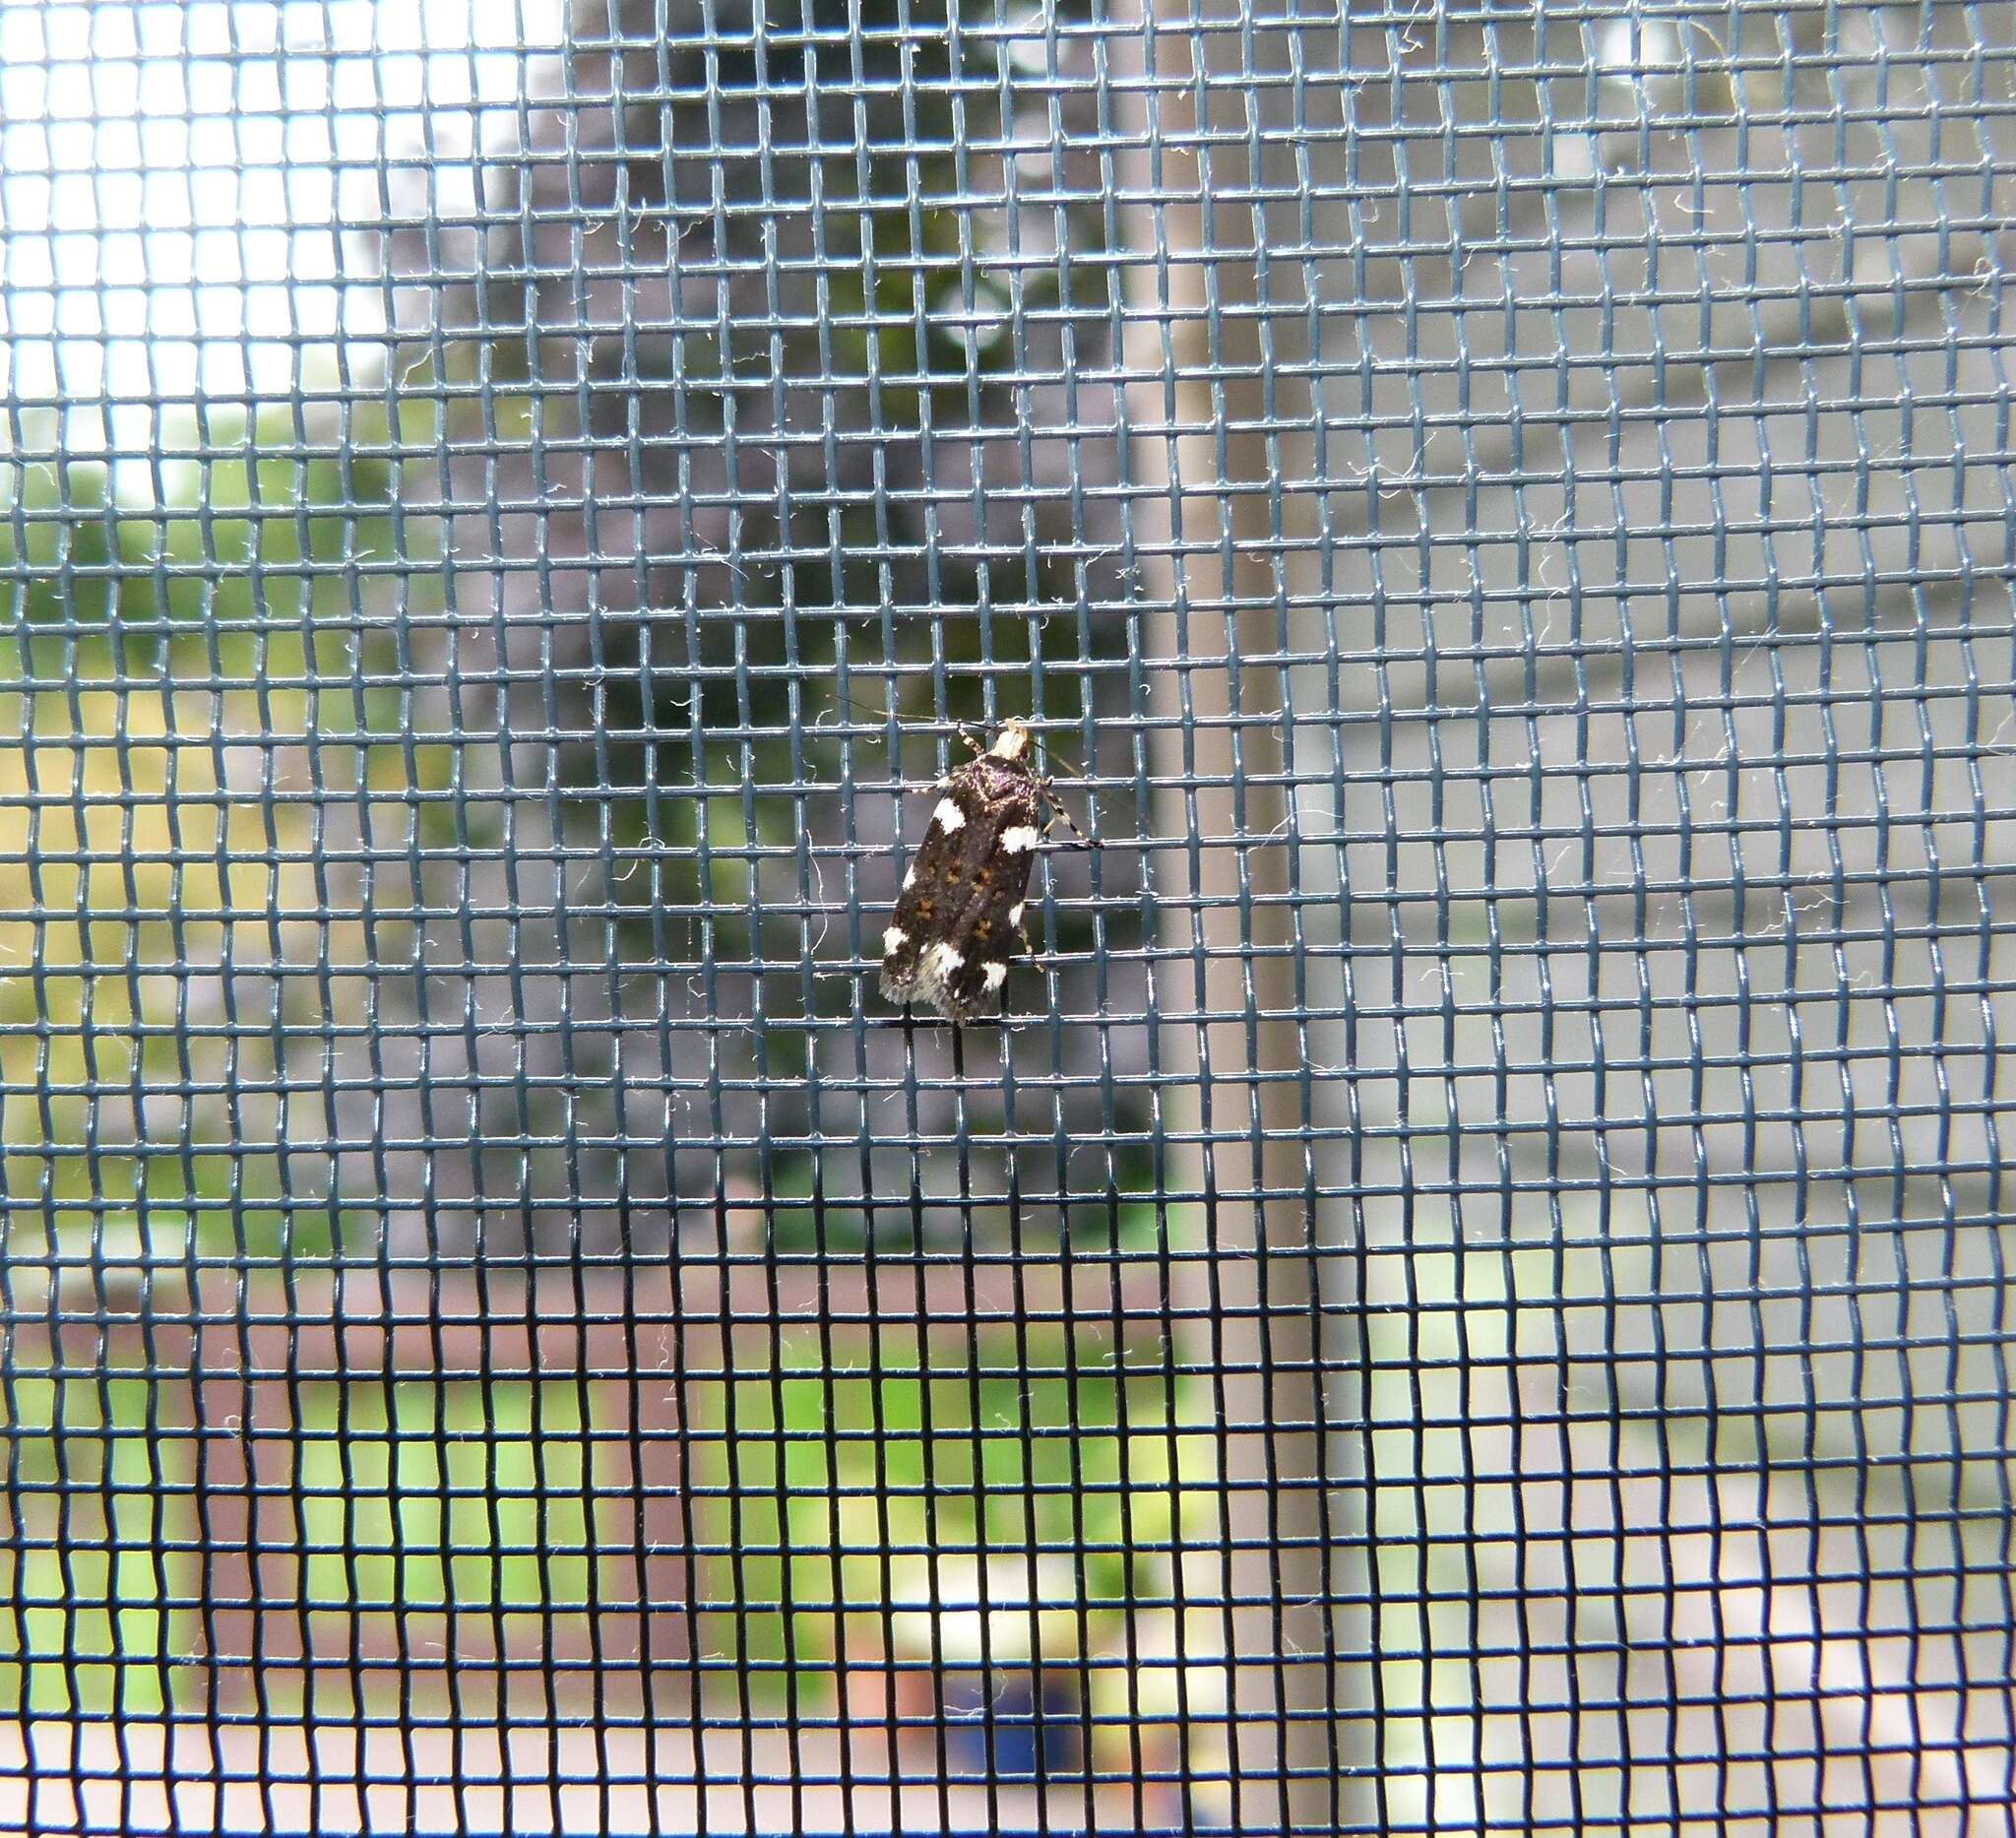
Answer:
0, 0, 2012, 1831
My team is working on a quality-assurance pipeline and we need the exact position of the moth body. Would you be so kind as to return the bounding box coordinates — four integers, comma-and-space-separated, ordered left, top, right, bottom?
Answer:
879, 721, 1051, 1023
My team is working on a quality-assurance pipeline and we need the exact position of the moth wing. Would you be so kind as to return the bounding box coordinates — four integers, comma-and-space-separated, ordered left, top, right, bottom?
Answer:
878, 844, 949, 1005
878, 773, 987, 1007
925, 924, 1026, 1022
879, 767, 1040, 1021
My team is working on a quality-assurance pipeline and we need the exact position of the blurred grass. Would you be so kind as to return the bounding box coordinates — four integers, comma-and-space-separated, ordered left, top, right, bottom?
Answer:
291, 1379, 593, 1628
686, 1331, 1220, 1711
0, 1376, 184, 1717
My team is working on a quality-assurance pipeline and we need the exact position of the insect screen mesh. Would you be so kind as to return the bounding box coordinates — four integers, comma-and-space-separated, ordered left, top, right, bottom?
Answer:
0, 0, 2011, 1831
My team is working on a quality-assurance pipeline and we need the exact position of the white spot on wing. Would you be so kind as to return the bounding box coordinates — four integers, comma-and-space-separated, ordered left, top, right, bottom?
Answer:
982, 961, 1007, 992
1008, 902, 1026, 929
932, 796, 967, 833
909, 939, 968, 1014
1001, 825, 1040, 855
881, 926, 909, 958
902, 864, 916, 891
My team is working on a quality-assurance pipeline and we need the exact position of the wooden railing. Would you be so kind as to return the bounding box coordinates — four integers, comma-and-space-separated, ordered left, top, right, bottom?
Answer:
2, 1257, 1170, 1699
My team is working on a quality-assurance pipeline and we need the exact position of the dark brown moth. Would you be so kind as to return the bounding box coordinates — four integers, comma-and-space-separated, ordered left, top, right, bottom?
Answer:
877, 720, 1082, 1023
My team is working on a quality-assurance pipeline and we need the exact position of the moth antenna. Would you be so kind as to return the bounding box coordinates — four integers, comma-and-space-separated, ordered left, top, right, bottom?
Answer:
1040, 779, 1098, 851
1028, 729, 1143, 842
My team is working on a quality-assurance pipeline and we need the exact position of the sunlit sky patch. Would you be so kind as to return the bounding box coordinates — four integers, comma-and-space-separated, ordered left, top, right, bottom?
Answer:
0, 0, 563, 451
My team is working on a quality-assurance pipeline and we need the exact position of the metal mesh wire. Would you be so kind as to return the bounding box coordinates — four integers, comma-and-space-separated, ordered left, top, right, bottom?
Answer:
1, 0, 2013, 1830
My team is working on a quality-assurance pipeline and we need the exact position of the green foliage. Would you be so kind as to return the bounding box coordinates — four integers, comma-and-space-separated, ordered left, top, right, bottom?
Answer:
0, 441, 125, 629
0, 402, 417, 1272
0, 407, 402, 665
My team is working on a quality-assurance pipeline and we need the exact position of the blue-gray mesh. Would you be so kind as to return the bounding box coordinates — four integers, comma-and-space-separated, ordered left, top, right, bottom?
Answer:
0, 1, 2010, 1830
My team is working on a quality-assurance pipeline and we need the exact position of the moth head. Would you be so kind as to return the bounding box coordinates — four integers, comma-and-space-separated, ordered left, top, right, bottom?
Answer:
989, 720, 1032, 762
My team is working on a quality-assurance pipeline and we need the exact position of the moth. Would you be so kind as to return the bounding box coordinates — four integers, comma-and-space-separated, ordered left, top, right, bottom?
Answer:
877, 719, 1087, 1023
